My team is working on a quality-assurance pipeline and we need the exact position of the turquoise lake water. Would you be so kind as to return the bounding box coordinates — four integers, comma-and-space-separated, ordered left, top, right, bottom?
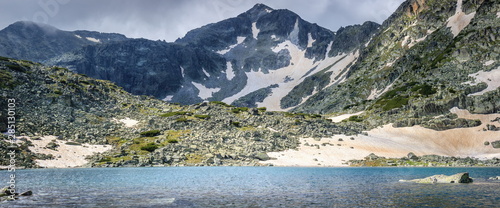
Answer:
1, 167, 499, 207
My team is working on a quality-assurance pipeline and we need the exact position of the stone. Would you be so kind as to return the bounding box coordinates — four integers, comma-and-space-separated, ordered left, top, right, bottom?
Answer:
407, 152, 419, 160
20, 191, 33, 196
402, 172, 473, 184
491, 140, 500, 148
254, 152, 270, 161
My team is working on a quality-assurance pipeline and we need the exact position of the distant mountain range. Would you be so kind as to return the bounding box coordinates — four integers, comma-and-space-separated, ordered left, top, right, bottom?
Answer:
0, 4, 378, 111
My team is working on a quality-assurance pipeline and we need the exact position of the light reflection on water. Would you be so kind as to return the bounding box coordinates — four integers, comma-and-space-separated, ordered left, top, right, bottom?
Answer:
1, 167, 499, 207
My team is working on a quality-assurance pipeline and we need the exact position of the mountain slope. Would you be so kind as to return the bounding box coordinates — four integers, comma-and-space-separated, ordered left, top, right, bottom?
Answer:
295, 0, 499, 126
0, 21, 128, 62
0, 57, 359, 168
42, 4, 378, 110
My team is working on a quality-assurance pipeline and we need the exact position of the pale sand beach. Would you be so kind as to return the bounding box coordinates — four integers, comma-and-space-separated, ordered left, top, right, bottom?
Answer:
26, 136, 111, 168
261, 108, 500, 167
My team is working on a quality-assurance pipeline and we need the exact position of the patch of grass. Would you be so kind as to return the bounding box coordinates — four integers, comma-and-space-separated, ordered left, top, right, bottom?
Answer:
194, 114, 210, 119
231, 121, 241, 127
210, 101, 233, 107
411, 84, 437, 96
380, 95, 409, 111
6, 64, 23, 72
185, 154, 204, 164
65, 141, 81, 145
347, 115, 364, 122
166, 138, 179, 144
140, 143, 159, 152
239, 126, 256, 131
0, 56, 10, 61
257, 107, 267, 112
139, 130, 161, 137
232, 107, 249, 114
0, 69, 16, 89
159, 111, 190, 117
175, 117, 189, 122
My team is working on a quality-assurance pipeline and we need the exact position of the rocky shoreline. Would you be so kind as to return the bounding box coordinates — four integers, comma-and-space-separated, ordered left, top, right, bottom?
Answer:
349, 152, 500, 167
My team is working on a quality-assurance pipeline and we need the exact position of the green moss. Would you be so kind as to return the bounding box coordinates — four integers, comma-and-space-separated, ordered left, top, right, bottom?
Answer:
175, 117, 189, 122
411, 84, 437, 96
231, 107, 249, 114
348, 115, 364, 122
194, 114, 210, 119
0, 69, 15, 89
0, 56, 10, 61
6, 64, 23, 72
210, 101, 233, 107
231, 121, 241, 127
381, 95, 409, 111
65, 141, 81, 146
159, 111, 190, 117
166, 138, 179, 144
140, 143, 159, 152
139, 130, 161, 137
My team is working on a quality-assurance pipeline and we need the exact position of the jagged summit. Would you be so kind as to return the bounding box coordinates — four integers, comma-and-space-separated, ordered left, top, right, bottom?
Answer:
239, 3, 275, 21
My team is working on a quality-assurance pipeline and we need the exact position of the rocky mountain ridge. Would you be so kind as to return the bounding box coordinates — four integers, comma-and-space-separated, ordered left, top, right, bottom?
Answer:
294, 0, 499, 128
0, 4, 379, 111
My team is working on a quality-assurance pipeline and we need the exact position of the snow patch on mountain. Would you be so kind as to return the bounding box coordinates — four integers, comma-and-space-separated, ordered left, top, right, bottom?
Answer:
465, 66, 500, 96
192, 82, 220, 100
85, 37, 100, 43
180, 66, 185, 78
252, 22, 260, 39
163, 95, 174, 102
225, 61, 235, 80
325, 50, 359, 86
217, 36, 246, 55
289, 19, 300, 45
368, 82, 395, 100
484, 60, 495, 66
447, 0, 476, 38
229, 40, 356, 111
75, 34, 82, 39
307, 33, 315, 48
202, 68, 210, 77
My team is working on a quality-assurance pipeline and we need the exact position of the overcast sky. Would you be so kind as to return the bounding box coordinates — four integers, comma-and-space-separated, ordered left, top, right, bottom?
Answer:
0, 0, 405, 41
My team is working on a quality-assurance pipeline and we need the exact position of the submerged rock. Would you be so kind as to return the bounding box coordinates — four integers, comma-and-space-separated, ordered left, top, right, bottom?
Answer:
401, 172, 473, 184
0, 186, 33, 201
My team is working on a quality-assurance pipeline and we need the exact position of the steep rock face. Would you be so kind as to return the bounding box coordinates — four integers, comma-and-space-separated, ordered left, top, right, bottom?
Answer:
47, 39, 227, 103
295, 0, 498, 128
42, 4, 378, 110
0, 21, 127, 62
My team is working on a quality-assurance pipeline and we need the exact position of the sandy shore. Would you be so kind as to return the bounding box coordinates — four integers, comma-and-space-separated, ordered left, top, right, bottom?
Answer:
27, 136, 111, 168
261, 107, 500, 167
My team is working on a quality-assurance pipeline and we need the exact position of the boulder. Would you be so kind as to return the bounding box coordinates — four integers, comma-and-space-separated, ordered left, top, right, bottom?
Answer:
401, 172, 473, 184
254, 152, 270, 161
491, 140, 500, 148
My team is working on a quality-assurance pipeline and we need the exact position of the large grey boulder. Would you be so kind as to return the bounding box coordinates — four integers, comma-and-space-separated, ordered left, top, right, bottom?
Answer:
401, 172, 473, 184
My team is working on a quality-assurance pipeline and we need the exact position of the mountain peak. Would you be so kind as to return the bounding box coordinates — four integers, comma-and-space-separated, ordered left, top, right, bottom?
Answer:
5, 21, 59, 34
240, 3, 274, 21
249, 3, 274, 12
